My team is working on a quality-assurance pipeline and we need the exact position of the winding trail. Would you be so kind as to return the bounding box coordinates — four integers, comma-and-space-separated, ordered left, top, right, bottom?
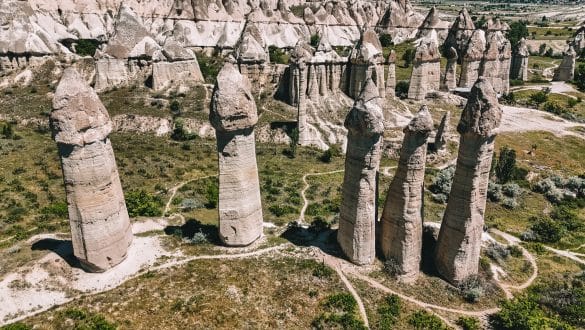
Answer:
163, 174, 217, 216
298, 170, 344, 225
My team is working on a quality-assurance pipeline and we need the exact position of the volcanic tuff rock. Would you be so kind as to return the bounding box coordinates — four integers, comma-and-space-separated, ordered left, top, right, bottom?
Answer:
435, 77, 502, 284
50, 68, 132, 273
338, 78, 384, 265
480, 30, 511, 95
553, 45, 577, 82
379, 105, 433, 282
348, 28, 386, 100
408, 30, 441, 100
377, 0, 425, 43
440, 47, 458, 91
511, 37, 529, 81
416, 7, 450, 41
443, 8, 475, 59
433, 111, 450, 151
210, 62, 263, 247
459, 29, 486, 89
386, 50, 397, 97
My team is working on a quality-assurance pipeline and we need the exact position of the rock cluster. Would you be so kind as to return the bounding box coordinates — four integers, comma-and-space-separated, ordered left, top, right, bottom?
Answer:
443, 8, 475, 59
416, 7, 450, 42
435, 77, 502, 284
379, 105, 433, 282
338, 79, 384, 265
459, 29, 486, 89
480, 30, 511, 95
348, 28, 386, 100
210, 63, 263, 247
378, 0, 425, 43
441, 47, 458, 91
553, 46, 577, 82
50, 68, 133, 272
511, 37, 529, 81
408, 30, 441, 100
385, 50, 397, 98
433, 111, 450, 151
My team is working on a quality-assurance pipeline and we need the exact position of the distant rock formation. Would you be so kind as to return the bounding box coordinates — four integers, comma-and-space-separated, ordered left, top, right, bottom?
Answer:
553, 45, 577, 82
440, 47, 458, 91
443, 8, 475, 60
338, 78, 384, 265
408, 30, 441, 100
480, 30, 511, 95
348, 28, 386, 100
433, 111, 450, 152
511, 38, 529, 81
416, 7, 450, 42
50, 68, 132, 273
459, 29, 486, 89
377, 0, 425, 44
435, 77, 502, 284
236, 23, 269, 89
210, 62, 263, 246
386, 50, 397, 97
379, 105, 433, 282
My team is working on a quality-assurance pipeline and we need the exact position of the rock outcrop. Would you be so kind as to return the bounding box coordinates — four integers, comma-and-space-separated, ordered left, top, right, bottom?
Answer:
441, 47, 458, 91
459, 29, 486, 89
210, 62, 263, 247
50, 68, 132, 273
443, 8, 475, 59
553, 45, 577, 82
338, 78, 384, 265
511, 37, 529, 81
379, 105, 433, 282
433, 111, 450, 151
377, 0, 425, 44
416, 7, 450, 42
435, 77, 502, 284
408, 30, 441, 100
236, 23, 269, 89
386, 50, 397, 97
480, 30, 511, 95
348, 28, 386, 100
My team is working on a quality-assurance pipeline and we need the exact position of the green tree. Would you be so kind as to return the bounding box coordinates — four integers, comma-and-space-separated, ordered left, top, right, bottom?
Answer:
310, 34, 320, 47
125, 190, 163, 217
379, 34, 393, 47
287, 127, 299, 158
575, 64, 585, 92
495, 146, 516, 183
507, 20, 529, 52
402, 48, 416, 67
529, 91, 549, 106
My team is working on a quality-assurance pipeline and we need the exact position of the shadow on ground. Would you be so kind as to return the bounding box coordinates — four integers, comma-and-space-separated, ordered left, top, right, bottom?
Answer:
164, 219, 221, 245
281, 220, 345, 258
31, 238, 83, 270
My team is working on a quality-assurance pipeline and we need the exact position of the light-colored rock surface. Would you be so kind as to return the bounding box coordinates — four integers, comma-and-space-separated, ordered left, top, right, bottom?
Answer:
441, 47, 458, 91
443, 8, 475, 59
386, 50, 397, 98
338, 78, 384, 265
480, 30, 511, 94
417, 7, 450, 41
377, 0, 425, 44
435, 77, 502, 284
379, 105, 433, 282
511, 37, 529, 81
459, 29, 486, 89
433, 111, 450, 151
210, 62, 263, 247
50, 68, 132, 273
553, 45, 577, 82
152, 60, 203, 91
408, 30, 441, 100
348, 28, 386, 100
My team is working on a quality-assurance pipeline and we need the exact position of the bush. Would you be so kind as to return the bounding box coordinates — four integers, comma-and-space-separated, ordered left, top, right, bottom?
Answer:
401, 48, 416, 67
529, 91, 549, 106
430, 166, 455, 196
485, 242, 510, 262
502, 183, 522, 198
170, 99, 182, 116
268, 46, 289, 64
197, 53, 224, 84
379, 34, 393, 47
184, 230, 208, 244
495, 146, 517, 183
310, 34, 320, 47
2, 122, 14, 139
377, 295, 401, 329
312, 293, 366, 330
502, 197, 518, 209
0, 323, 32, 330
408, 310, 449, 330
509, 80, 524, 87
125, 190, 163, 217
312, 262, 334, 278
395, 80, 410, 99
491, 296, 564, 330
204, 181, 219, 209
574, 63, 585, 91
543, 101, 566, 115
75, 39, 100, 57
41, 202, 68, 219
383, 257, 401, 278
568, 98, 579, 108
458, 275, 485, 303
529, 216, 563, 243
431, 193, 448, 204
501, 92, 517, 104
488, 182, 503, 202
268, 204, 298, 217
171, 118, 197, 141
319, 145, 341, 163
59, 308, 116, 330
457, 316, 481, 330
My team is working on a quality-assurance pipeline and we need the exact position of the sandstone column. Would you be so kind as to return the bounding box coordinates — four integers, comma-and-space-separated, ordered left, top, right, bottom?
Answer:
210, 63, 263, 246
553, 46, 577, 82
511, 37, 529, 81
441, 47, 458, 91
443, 8, 475, 59
459, 29, 486, 89
50, 68, 133, 273
379, 105, 433, 282
435, 77, 502, 284
386, 50, 397, 98
338, 78, 385, 265
408, 30, 441, 100
433, 111, 450, 151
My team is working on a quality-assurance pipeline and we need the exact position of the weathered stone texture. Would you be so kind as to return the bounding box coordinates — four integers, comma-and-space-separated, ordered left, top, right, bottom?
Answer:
408, 30, 441, 100
51, 68, 132, 273
386, 50, 396, 97
443, 8, 475, 59
441, 47, 458, 91
553, 46, 577, 82
338, 78, 384, 265
480, 31, 511, 95
210, 62, 263, 246
511, 37, 529, 81
379, 105, 433, 282
459, 29, 486, 88
433, 111, 450, 151
348, 28, 385, 100
435, 77, 503, 284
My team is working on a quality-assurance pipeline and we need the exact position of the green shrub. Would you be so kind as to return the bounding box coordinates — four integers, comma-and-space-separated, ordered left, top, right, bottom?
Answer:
575, 64, 585, 91
491, 296, 565, 330
75, 39, 100, 57
325, 293, 357, 314
312, 293, 366, 330
310, 34, 320, 47
495, 146, 517, 184
530, 216, 564, 243
171, 118, 197, 141
543, 101, 566, 115
197, 53, 224, 84
204, 181, 219, 209
0, 323, 32, 330
41, 202, 68, 219
568, 98, 579, 108
395, 80, 410, 99
457, 316, 481, 330
59, 308, 116, 330
268, 46, 289, 64
312, 262, 334, 278
125, 190, 163, 217
529, 91, 549, 106
379, 34, 393, 47
268, 204, 298, 217
377, 295, 401, 329
408, 310, 449, 330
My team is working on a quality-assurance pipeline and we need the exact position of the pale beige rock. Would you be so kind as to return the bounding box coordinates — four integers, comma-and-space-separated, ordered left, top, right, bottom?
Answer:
348, 28, 385, 100
435, 77, 502, 284
444, 8, 475, 58
480, 31, 511, 94
338, 78, 384, 265
210, 62, 263, 247
441, 47, 458, 91
152, 60, 203, 91
511, 37, 529, 81
433, 111, 450, 151
553, 46, 577, 82
50, 68, 132, 273
459, 29, 486, 88
417, 6, 450, 41
386, 50, 397, 97
379, 105, 433, 282
408, 30, 441, 100
94, 58, 129, 92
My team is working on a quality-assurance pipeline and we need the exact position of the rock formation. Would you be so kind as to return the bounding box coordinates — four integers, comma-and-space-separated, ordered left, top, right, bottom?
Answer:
433, 111, 450, 151
480, 30, 511, 95
408, 30, 441, 100
210, 62, 263, 246
416, 7, 450, 42
435, 77, 503, 284
441, 47, 458, 91
459, 29, 486, 89
443, 8, 475, 60
377, 0, 425, 44
338, 78, 384, 265
348, 28, 386, 100
511, 37, 529, 81
236, 23, 269, 89
553, 46, 577, 82
50, 68, 132, 273
379, 105, 433, 282
386, 50, 397, 97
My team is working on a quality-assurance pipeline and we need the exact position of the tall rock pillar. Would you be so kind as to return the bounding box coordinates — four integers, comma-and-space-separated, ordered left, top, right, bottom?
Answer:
338, 78, 385, 265
511, 37, 529, 81
553, 46, 577, 82
435, 77, 503, 284
441, 47, 458, 91
50, 68, 133, 273
459, 29, 486, 89
386, 50, 397, 97
379, 105, 433, 282
408, 30, 441, 100
210, 63, 263, 246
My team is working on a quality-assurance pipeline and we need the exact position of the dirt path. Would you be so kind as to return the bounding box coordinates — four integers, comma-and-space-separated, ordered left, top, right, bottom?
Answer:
499, 105, 585, 139
298, 170, 344, 225
163, 175, 217, 216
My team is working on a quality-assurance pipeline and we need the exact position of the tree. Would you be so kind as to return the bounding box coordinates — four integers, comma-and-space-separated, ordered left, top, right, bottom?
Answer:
495, 146, 516, 183
310, 34, 320, 47
287, 127, 299, 158
529, 91, 548, 107
125, 190, 163, 217
575, 64, 585, 92
379, 34, 393, 47
402, 48, 416, 67
507, 20, 529, 52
